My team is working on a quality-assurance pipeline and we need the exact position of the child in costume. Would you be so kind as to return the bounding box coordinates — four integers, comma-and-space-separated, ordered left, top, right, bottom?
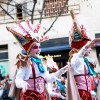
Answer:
68, 10, 100, 100
45, 56, 66, 100
6, 18, 70, 100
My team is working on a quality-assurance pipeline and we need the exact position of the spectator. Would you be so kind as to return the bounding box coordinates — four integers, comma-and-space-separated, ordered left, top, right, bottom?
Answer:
1, 74, 12, 100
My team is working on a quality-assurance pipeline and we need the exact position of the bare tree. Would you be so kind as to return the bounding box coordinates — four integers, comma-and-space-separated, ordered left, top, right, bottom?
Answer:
31, 0, 37, 24
0, 0, 71, 34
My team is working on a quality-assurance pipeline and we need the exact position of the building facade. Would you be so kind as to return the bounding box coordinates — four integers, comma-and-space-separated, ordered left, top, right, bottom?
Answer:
0, 0, 100, 78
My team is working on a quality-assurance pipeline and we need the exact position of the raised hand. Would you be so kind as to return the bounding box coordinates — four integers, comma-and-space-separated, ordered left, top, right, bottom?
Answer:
87, 38, 100, 48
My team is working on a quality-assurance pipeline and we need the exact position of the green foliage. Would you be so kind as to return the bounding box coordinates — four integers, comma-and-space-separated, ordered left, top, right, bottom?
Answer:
0, 65, 6, 76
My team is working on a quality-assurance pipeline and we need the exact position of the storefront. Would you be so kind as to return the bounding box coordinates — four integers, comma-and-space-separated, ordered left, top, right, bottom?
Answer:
41, 37, 71, 69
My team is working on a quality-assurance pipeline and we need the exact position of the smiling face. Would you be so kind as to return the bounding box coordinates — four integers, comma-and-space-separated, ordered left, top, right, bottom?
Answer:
29, 42, 41, 58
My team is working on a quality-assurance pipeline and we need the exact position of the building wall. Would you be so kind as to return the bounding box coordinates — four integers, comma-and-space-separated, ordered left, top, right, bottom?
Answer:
0, 40, 22, 79
0, 0, 100, 78
0, 24, 22, 78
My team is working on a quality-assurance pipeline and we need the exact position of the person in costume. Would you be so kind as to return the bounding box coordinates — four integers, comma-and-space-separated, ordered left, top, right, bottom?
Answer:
6, 18, 70, 100
68, 10, 100, 100
45, 56, 66, 100
96, 73, 100, 100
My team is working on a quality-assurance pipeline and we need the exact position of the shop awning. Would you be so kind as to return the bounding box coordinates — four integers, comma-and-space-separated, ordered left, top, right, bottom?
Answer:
41, 37, 71, 53
96, 42, 100, 45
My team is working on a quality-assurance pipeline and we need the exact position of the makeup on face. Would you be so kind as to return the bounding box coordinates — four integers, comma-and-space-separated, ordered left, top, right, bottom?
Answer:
31, 44, 41, 53
32, 45, 41, 49
29, 43, 41, 58
29, 42, 41, 55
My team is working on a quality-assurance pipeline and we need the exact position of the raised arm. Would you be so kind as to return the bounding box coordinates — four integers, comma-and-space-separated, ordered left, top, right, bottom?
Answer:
86, 38, 100, 48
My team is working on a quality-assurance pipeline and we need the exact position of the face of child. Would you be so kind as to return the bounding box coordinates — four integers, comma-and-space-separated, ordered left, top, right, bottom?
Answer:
29, 43, 41, 58
85, 47, 91, 56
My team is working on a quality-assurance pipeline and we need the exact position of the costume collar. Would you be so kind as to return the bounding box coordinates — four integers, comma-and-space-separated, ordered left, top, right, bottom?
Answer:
84, 57, 97, 75
31, 56, 45, 73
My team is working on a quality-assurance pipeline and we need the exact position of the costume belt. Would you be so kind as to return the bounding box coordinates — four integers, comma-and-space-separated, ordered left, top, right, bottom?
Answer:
74, 74, 89, 77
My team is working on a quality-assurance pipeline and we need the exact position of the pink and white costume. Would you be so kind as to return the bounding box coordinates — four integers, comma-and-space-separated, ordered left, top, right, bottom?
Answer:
15, 62, 61, 92
6, 18, 68, 100
68, 10, 100, 100
71, 46, 96, 92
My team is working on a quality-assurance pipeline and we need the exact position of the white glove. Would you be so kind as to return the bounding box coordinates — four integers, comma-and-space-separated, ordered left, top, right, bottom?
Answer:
22, 81, 30, 93
54, 64, 70, 78
60, 95, 66, 99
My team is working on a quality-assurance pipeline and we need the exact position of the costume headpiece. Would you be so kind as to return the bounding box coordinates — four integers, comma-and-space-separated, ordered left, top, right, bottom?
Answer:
69, 10, 91, 49
6, 18, 49, 54
45, 55, 58, 73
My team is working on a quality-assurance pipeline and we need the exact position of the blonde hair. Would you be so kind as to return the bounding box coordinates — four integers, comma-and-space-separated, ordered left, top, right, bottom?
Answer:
16, 53, 31, 68
68, 48, 78, 62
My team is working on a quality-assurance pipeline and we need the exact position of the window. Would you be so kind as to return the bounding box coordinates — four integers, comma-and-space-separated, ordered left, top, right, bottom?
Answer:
0, 45, 9, 76
0, 45, 8, 61
95, 33, 100, 38
44, 0, 69, 16
16, 4, 23, 19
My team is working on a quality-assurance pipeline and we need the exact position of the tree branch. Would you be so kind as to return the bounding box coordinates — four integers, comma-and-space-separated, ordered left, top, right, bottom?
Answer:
39, 0, 45, 24
0, 4, 14, 19
31, 0, 37, 24
43, 0, 68, 35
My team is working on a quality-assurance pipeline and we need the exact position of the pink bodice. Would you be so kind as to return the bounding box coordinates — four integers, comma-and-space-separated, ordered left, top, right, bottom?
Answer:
74, 75, 92, 92
26, 76, 45, 94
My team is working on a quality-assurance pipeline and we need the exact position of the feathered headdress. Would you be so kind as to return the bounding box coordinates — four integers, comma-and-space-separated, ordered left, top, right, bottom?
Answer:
6, 18, 49, 54
69, 10, 91, 49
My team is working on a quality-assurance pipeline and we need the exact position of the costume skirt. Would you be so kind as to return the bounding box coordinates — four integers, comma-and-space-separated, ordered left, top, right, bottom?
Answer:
51, 97, 60, 100
79, 90, 93, 100
20, 90, 46, 100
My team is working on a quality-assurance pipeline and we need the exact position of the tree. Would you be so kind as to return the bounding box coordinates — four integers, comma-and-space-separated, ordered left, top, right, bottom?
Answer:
0, 0, 70, 34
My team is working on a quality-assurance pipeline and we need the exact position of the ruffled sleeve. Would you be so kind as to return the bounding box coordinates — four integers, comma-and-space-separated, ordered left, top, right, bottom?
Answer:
15, 66, 28, 88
